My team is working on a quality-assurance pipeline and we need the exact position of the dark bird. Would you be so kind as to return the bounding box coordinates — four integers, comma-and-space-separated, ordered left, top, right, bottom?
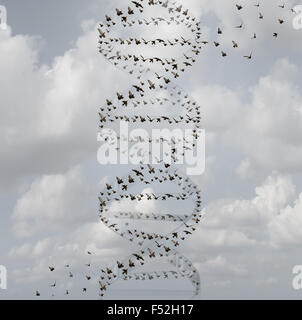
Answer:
244, 52, 252, 60
117, 92, 124, 100
232, 40, 238, 48
133, 253, 144, 261
131, 1, 143, 9
148, 248, 156, 258
116, 177, 123, 184
98, 28, 106, 38
100, 281, 107, 291
116, 8, 123, 16
235, 22, 243, 28
133, 85, 144, 92
163, 246, 171, 253
148, 80, 155, 90
147, 164, 155, 174
129, 259, 135, 267
132, 169, 143, 177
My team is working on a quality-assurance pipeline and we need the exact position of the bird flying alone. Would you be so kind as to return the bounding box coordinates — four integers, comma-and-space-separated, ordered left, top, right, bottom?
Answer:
244, 52, 252, 60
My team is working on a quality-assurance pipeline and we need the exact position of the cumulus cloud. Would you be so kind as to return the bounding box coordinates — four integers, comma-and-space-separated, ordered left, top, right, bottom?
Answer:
187, 172, 302, 254
194, 58, 302, 174
197, 256, 248, 277
192, 84, 242, 132
8, 220, 124, 299
2, 0, 302, 299
231, 59, 302, 172
0, 21, 129, 188
269, 193, 302, 247
204, 173, 296, 229
12, 166, 96, 238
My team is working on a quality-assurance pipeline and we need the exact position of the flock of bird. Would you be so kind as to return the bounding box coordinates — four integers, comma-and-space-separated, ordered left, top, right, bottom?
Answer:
98, 0, 203, 164
38, 0, 293, 298
210, 2, 293, 59
97, 165, 202, 297
98, 131, 201, 164
36, 251, 94, 297
99, 86, 201, 127
98, 0, 292, 153
36, 164, 202, 298
97, 0, 204, 298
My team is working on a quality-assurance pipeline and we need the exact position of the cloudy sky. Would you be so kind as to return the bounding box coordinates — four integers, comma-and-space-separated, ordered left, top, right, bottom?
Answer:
1, 0, 302, 300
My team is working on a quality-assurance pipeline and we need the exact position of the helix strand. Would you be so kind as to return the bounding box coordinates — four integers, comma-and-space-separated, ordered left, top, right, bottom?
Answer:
98, 0, 203, 299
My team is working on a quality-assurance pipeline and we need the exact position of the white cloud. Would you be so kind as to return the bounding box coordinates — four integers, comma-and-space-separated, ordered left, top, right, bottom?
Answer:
231, 59, 302, 172
12, 166, 96, 238
184, 173, 299, 255
192, 84, 242, 132
0, 22, 129, 188
236, 158, 255, 180
194, 58, 302, 173
186, 227, 256, 251
183, 174, 297, 256
8, 221, 126, 297
197, 256, 248, 277
205, 174, 296, 230
2, 0, 302, 299
269, 193, 302, 247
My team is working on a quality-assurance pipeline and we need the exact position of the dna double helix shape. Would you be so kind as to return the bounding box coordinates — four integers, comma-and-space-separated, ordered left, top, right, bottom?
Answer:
98, 0, 203, 299
36, 0, 292, 300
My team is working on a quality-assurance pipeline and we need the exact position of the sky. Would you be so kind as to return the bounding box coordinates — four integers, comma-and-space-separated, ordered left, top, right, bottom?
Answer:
1, 0, 302, 300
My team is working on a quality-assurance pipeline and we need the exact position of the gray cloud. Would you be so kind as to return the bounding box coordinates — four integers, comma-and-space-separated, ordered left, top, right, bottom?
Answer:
1, 0, 302, 300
